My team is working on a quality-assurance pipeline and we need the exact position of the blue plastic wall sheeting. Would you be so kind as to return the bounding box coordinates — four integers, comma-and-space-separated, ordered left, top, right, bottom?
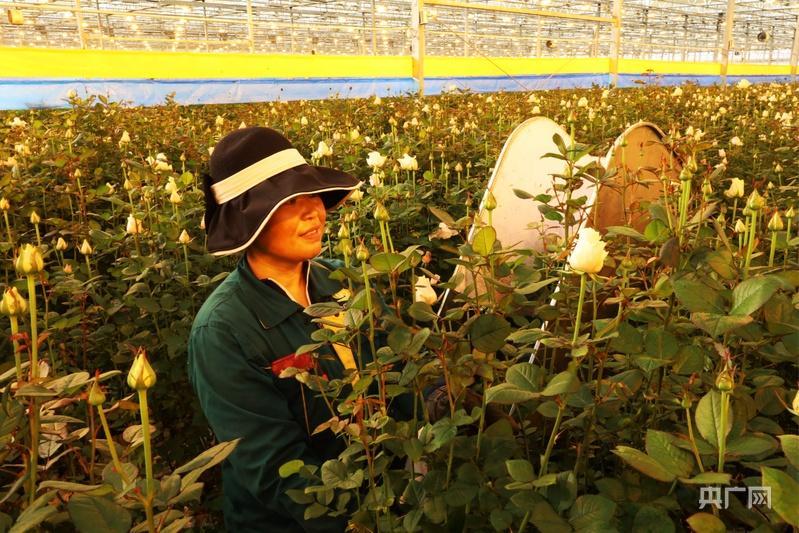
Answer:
424, 74, 610, 94
0, 77, 419, 110
0, 73, 791, 110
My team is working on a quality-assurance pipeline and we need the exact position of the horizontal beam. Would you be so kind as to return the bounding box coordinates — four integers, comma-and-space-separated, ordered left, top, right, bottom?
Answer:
424, 0, 614, 24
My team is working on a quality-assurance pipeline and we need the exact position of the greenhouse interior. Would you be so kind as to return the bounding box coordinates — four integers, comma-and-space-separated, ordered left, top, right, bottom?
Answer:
1, 0, 798, 532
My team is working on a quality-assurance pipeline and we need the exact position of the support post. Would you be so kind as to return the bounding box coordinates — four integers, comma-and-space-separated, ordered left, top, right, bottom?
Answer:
411, 0, 425, 96
74, 0, 87, 49
609, 0, 622, 87
790, 13, 799, 79
720, 0, 735, 86
246, 0, 254, 53
371, 0, 377, 55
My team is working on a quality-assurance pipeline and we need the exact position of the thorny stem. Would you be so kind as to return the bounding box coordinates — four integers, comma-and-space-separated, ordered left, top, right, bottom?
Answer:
539, 400, 565, 478
572, 273, 587, 345
10, 316, 22, 383
97, 406, 131, 485
743, 211, 758, 278
685, 406, 705, 473
137, 390, 156, 533
718, 390, 730, 473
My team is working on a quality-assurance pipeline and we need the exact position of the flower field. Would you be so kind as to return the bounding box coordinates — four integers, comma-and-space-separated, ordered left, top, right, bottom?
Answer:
1, 82, 798, 532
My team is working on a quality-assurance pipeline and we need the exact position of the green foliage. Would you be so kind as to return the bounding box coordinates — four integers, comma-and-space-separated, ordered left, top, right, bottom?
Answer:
1, 83, 798, 531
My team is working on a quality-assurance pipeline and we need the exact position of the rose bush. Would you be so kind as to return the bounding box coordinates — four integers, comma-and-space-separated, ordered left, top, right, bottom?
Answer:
0, 82, 797, 531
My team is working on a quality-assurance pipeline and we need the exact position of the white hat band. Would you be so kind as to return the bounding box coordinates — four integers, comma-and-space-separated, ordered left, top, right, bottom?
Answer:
211, 148, 307, 204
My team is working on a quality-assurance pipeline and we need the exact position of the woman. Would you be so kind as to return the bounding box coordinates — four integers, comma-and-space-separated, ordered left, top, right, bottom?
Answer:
187, 126, 361, 532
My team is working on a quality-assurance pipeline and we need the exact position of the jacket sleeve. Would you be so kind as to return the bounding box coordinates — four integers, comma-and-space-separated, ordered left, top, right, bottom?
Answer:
188, 323, 344, 532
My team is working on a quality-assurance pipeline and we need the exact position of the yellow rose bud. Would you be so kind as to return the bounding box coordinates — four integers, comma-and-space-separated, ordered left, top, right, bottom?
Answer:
178, 229, 191, 244
337, 225, 350, 239
87, 380, 106, 406
734, 219, 747, 233
484, 190, 497, 211
0, 287, 27, 317
792, 390, 799, 414
0, 197, 10, 211
169, 190, 182, 205
339, 238, 353, 257
746, 189, 764, 211
715, 367, 734, 392
56, 237, 68, 251
123, 178, 133, 191
724, 178, 744, 203
15, 244, 44, 275
355, 242, 370, 262
29, 211, 40, 225
127, 350, 156, 391
567, 227, 608, 274
79, 239, 93, 256
786, 206, 796, 219
63, 263, 73, 274
373, 203, 390, 222
768, 211, 784, 231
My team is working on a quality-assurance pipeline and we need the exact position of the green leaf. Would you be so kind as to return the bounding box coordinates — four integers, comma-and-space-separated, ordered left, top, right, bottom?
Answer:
761, 466, 799, 526
444, 483, 477, 507
730, 275, 781, 316
705, 250, 735, 280
686, 513, 726, 533
505, 363, 542, 393
672, 275, 725, 313
645, 430, 694, 478
568, 494, 616, 531
472, 226, 497, 256
778, 435, 799, 469
541, 371, 580, 397
321, 460, 362, 490
678, 472, 731, 485
725, 434, 778, 457
695, 390, 732, 450
67, 494, 132, 533
8, 491, 58, 533
633, 505, 675, 533
490, 509, 514, 531
469, 314, 511, 352
173, 438, 240, 489
506, 459, 536, 483
529, 500, 572, 533
304, 302, 342, 318
14, 384, 58, 398
485, 383, 538, 405
407, 302, 437, 323
370, 252, 406, 273
279, 459, 305, 478
606, 226, 648, 241
38, 481, 113, 495
516, 277, 559, 295
427, 205, 456, 227
612, 446, 675, 482
644, 219, 671, 244
690, 313, 752, 337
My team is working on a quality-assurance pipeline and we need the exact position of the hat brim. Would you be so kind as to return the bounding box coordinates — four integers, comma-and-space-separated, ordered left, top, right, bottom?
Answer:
206, 163, 360, 256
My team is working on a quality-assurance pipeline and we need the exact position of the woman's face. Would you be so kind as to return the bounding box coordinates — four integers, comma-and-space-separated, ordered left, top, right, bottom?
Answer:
251, 193, 327, 264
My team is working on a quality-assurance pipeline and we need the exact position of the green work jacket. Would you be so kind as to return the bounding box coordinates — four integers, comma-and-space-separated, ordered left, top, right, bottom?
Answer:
187, 256, 352, 532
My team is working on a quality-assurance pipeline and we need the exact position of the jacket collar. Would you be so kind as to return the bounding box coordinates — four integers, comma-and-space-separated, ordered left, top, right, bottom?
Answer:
237, 256, 341, 329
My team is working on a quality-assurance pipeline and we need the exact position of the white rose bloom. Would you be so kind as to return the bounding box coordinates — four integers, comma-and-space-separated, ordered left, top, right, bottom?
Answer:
126, 215, 143, 235
736, 79, 752, 89
398, 153, 418, 171
730, 136, 743, 147
567, 227, 608, 274
366, 151, 387, 169
414, 276, 438, 305
429, 222, 459, 240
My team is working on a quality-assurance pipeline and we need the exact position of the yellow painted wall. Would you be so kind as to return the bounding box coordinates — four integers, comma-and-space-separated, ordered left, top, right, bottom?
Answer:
0, 47, 411, 79
0, 46, 792, 79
